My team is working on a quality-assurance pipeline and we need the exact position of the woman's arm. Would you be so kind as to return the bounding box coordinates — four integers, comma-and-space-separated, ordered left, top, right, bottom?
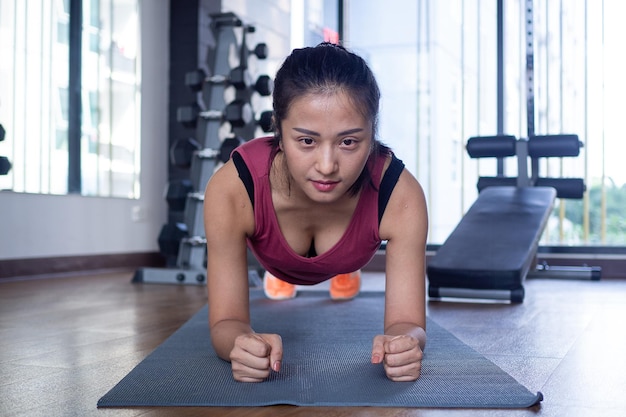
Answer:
373, 168, 428, 381
204, 160, 283, 382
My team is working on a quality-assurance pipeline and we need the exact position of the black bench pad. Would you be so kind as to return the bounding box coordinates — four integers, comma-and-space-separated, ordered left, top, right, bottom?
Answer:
427, 186, 556, 291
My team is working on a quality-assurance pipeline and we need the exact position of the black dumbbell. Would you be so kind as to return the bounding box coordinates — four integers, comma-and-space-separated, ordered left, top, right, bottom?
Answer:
0, 156, 11, 175
164, 178, 205, 211
240, 25, 269, 60
170, 137, 243, 169
177, 100, 253, 129
165, 179, 194, 211
158, 222, 207, 257
257, 110, 273, 133
185, 67, 273, 96
158, 222, 188, 257
254, 75, 273, 96
250, 43, 269, 60
0, 124, 5, 142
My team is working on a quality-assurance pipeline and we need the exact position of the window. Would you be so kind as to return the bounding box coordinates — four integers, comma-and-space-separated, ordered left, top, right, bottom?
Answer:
347, 0, 626, 246
504, 0, 626, 245
0, 0, 141, 198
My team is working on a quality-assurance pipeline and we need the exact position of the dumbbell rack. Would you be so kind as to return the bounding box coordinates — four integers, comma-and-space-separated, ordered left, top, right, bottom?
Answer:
134, 12, 269, 285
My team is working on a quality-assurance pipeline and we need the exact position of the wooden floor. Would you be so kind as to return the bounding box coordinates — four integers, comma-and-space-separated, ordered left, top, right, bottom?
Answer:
1, 270, 625, 417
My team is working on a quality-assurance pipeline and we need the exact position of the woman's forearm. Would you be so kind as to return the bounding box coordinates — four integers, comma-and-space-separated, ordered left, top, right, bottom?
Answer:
210, 319, 255, 361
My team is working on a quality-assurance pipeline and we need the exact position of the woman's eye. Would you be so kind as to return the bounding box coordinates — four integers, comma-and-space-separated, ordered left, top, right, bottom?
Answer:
342, 138, 357, 146
301, 137, 314, 145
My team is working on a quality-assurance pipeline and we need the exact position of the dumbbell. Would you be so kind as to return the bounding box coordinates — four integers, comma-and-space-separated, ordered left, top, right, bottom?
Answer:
164, 179, 194, 211
0, 124, 10, 175
185, 67, 273, 96
165, 178, 205, 211
158, 222, 207, 257
250, 42, 269, 60
235, 23, 269, 60
0, 156, 10, 175
158, 222, 188, 257
177, 100, 253, 129
257, 110, 273, 133
170, 137, 243, 169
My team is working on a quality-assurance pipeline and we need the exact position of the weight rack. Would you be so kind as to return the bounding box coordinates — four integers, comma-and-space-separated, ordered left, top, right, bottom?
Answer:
134, 12, 271, 285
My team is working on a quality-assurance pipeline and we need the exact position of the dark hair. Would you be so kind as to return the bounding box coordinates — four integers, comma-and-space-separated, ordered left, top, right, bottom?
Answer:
270, 42, 389, 196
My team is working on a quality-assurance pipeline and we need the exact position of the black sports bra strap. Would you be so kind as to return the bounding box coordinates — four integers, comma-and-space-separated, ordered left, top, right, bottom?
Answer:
378, 154, 405, 224
232, 151, 255, 207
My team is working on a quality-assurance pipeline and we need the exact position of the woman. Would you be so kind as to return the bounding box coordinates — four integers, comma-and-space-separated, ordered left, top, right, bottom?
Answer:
204, 42, 428, 383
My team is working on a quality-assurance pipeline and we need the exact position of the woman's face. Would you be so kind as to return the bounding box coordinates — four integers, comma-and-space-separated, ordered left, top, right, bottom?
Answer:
278, 90, 373, 204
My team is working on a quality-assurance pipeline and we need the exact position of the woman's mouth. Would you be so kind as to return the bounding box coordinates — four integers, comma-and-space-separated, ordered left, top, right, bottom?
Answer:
312, 180, 339, 192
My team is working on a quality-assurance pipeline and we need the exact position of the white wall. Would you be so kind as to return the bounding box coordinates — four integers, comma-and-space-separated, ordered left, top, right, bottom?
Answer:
0, 0, 170, 260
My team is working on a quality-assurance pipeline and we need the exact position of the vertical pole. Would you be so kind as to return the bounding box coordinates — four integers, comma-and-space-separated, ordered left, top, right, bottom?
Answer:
496, 0, 505, 176
525, 0, 538, 183
67, 0, 82, 193
525, 0, 535, 139
337, 0, 344, 42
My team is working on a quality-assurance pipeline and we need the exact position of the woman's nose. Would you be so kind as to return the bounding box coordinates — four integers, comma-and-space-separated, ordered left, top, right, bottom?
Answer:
316, 147, 338, 175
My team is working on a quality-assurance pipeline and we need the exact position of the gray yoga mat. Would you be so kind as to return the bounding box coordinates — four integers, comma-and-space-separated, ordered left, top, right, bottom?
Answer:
98, 291, 542, 408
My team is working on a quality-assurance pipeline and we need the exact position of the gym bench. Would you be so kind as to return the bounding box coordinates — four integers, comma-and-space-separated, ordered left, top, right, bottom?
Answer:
427, 134, 600, 303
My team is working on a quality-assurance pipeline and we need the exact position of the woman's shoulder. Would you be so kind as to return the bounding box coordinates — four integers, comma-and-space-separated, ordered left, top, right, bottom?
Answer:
205, 160, 241, 200
204, 160, 255, 234
378, 160, 426, 239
